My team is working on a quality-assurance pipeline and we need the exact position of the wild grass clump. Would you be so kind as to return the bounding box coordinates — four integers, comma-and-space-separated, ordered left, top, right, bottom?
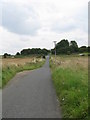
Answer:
0, 58, 2, 88
50, 55, 88, 118
1, 57, 45, 88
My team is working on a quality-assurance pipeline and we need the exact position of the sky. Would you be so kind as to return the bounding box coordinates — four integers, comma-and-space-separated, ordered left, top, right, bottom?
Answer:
0, 0, 89, 55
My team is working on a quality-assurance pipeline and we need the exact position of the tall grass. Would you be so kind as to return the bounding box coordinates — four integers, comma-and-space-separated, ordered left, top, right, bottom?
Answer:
0, 58, 2, 88
50, 55, 88, 118
1, 57, 45, 88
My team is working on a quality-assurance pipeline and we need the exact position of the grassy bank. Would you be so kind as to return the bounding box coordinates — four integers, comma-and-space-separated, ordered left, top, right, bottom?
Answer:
50, 55, 88, 118
1, 57, 45, 88
0, 58, 2, 88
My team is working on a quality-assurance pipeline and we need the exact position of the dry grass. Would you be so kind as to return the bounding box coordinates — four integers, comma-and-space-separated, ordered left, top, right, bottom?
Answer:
51, 56, 88, 70
50, 55, 88, 118
2, 57, 43, 68
0, 58, 2, 87
1, 57, 45, 88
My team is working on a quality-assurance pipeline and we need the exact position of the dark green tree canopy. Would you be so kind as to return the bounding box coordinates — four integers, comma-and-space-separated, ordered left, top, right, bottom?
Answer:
3, 39, 89, 56
56, 39, 69, 48
16, 52, 20, 56
69, 41, 78, 53
88, 46, 90, 52
51, 39, 80, 54
79, 46, 88, 53
3, 53, 11, 58
20, 48, 50, 56
55, 39, 69, 54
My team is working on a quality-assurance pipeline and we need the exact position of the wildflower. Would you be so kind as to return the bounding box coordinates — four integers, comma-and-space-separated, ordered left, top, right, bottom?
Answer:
62, 98, 64, 101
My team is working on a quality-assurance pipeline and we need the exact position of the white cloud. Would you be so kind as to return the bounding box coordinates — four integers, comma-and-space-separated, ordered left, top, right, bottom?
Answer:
0, 0, 89, 54
2, 2, 41, 35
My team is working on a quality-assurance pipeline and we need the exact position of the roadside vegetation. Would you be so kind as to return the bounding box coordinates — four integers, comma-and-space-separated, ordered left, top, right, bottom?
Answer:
51, 39, 90, 55
0, 58, 2, 88
50, 55, 88, 119
1, 57, 45, 88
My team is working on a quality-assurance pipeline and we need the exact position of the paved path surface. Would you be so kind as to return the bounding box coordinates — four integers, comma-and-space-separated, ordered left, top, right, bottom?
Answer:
2, 56, 61, 118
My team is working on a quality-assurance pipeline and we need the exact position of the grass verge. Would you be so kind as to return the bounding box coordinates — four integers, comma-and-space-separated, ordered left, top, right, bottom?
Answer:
50, 56, 88, 119
1, 60, 45, 88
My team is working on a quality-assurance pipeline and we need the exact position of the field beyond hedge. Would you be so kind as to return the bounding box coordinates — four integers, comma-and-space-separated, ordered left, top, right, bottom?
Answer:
50, 55, 88, 119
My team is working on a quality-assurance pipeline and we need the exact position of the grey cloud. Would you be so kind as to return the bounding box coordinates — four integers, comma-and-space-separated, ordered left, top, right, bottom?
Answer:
88, 2, 90, 34
2, 3, 41, 35
88, 2, 90, 45
52, 20, 77, 33
75, 6, 88, 33
52, 7, 88, 34
0, 3, 2, 26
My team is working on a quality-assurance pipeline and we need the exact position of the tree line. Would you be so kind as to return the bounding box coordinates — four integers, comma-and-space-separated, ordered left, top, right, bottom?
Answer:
51, 39, 90, 55
3, 48, 50, 58
3, 39, 90, 58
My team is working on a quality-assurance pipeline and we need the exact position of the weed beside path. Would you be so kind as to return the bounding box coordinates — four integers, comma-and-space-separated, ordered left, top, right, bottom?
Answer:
1, 57, 45, 88
50, 55, 88, 118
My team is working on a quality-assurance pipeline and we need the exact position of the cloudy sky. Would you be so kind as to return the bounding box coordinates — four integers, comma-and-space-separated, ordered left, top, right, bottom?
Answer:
0, 0, 89, 54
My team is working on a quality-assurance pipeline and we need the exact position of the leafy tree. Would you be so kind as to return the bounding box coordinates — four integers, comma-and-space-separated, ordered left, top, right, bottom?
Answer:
51, 39, 79, 54
20, 48, 50, 56
56, 39, 69, 54
51, 49, 55, 54
79, 46, 88, 53
88, 46, 90, 53
56, 39, 69, 48
16, 52, 20, 56
21, 49, 28, 55
3, 53, 11, 58
69, 41, 78, 53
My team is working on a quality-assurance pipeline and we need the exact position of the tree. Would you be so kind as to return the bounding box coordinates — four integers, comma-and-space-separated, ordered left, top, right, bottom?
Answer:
16, 52, 20, 56
51, 39, 79, 54
79, 46, 88, 53
21, 49, 30, 55
56, 39, 69, 48
20, 48, 50, 56
41, 49, 50, 55
88, 46, 90, 53
69, 41, 78, 53
3, 53, 11, 58
56, 39, 69, 54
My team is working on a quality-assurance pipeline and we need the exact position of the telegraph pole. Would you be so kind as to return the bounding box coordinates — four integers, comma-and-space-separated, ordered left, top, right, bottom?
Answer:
53, 41, 57, 64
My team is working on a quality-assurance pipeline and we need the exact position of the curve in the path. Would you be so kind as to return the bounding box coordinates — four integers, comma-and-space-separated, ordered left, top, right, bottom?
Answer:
2, 56, 61, 118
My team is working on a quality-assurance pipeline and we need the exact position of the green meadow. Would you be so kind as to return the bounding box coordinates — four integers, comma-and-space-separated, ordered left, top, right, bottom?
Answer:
50, 55, 88, 118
